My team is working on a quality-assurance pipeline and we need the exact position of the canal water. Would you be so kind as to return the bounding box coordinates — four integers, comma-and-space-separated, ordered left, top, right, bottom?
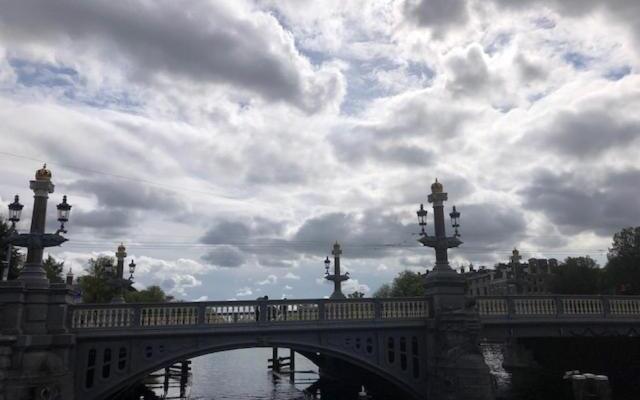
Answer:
148, 345, 517, 400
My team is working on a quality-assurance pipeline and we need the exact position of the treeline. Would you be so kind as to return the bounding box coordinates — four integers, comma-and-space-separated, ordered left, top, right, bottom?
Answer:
1, 218, 172, 303
373, 227, 640, 297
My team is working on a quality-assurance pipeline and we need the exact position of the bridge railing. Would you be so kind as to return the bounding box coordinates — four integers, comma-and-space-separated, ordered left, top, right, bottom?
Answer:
68, 297, 430, 330
477, 295, 640, 319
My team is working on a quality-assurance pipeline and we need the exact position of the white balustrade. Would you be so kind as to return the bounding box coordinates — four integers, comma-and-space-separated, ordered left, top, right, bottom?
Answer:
140, 306, 198, 326
325, 302, 374, 320
477, 299, 508, 316
562, 298, 602, 315
205, 305, 256, 324
266, 303, 319, 321
609, 299, 640, 316
514, 298, 556, 315
381, 301, 428, 319
72, 308, 133, 329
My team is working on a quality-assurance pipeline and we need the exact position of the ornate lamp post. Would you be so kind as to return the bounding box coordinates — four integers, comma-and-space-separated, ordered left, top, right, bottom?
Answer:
6, 165, 71, 287
324, 241, 350, 299
107, 243, 135, 303
2, 195, 24, 280
417, 179, 465, 310
128, 259, 136, 281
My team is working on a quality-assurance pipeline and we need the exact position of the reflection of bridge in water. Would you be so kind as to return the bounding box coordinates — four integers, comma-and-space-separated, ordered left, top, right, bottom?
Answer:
63, 295, 640, 399
3, 168, 640, 400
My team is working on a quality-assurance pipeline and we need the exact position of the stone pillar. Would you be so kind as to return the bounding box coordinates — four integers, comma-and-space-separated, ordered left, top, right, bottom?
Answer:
422, 180, 466, 312
18, 166, 55, 287
325, 242, 349, 300
331, 242, 345, 299
419, 179, 495, 400
112, 243, 127, 304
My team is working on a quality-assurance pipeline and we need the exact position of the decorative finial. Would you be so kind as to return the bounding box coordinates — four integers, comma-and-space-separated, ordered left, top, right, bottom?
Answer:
431, 178, 443, 193
35, 163, 52, 181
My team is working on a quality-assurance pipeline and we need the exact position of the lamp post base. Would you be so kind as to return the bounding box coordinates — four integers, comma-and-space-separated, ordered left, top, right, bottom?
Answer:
17, 263, 49, 288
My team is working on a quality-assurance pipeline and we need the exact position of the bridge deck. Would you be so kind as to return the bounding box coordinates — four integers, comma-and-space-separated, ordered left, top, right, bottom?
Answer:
67, 295, 640, 336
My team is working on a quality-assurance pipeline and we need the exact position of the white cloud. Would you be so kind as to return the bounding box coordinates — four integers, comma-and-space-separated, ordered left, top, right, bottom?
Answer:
256, 274, 278, 285
3, 0, 637, 301
283, 272, 301, 280
235, 287, 253, 297
343, 279, 371, 295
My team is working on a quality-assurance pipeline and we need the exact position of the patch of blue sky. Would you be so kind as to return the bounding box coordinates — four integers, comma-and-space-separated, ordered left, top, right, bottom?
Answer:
604, 65, 631, 81
10, 58, 79, 89
9, 57, 142, 112
340, 58, 433, 116
72, 89, 143, 112
406, 61, 434, 81
532, 16, 556, 30
485, 32, 512, 55
527, 92, 546, 103
563, 51, 593, 70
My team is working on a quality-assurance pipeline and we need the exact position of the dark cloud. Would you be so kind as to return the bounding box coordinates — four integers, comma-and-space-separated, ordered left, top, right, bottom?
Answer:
527, 109, 640, 159
520, 169, 640, 236
0, 0, 341, 112
403, 0, 469, 37
71, 208, 134, 232
455, 202, 527, 251
200, 220, 252, 244
65, 179, 183, 212
196, 197, 527, 267
515, 54, 548, 82
200, 218, 284, 244
201, 245, 246, 268
292, 210, 418, 259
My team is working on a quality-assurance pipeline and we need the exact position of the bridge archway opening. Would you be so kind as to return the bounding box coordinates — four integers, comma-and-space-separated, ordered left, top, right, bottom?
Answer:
95, 342, 419, 400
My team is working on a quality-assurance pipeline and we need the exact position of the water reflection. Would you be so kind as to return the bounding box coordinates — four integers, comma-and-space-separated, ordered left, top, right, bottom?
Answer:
128, 345, 619, 400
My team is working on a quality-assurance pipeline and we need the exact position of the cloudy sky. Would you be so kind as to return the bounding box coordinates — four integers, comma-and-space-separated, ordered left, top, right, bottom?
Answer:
0, 0, 638, 301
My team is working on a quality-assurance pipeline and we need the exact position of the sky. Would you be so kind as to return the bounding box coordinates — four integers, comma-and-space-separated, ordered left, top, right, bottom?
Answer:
0, 0, 638, 301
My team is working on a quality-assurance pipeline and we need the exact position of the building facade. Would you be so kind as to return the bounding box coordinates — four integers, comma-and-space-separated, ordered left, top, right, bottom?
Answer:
463, 249, 558, 296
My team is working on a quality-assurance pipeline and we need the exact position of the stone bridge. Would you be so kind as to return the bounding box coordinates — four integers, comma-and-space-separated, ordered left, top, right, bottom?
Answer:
3, 170, 640, 400
12, 294, 632, 400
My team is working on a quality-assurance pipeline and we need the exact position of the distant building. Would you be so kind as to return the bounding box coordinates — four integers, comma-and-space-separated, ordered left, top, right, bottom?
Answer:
462, 249, 558, 296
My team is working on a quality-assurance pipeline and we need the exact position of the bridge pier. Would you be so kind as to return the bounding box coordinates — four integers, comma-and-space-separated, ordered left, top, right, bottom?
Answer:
0, 282, 76, 400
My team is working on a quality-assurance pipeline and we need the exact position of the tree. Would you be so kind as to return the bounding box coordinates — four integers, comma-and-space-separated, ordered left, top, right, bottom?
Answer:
125, 285, 173, 303
347, 290, 365, 298
549, 257, 603, 295
373, 270, 424, 298
0, 217, 24, 280
373, 283, 392, 298
605, 227, 640, 294
78, 256, 119, 303
43, 254, 64, 283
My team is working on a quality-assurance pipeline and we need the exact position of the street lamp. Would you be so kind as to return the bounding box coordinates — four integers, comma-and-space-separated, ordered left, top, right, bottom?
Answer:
449, 205, 461, 238
128, 259, 136, 281
3, 195, 24, 280
417, 203, 427, 235
56, 195, 72, 234
4, 165, 72, 286
324, 256, 330, 276
8, 195, 23, 228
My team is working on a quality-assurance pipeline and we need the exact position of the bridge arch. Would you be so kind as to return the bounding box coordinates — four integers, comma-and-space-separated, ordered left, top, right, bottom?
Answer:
83, 337, 422, 400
